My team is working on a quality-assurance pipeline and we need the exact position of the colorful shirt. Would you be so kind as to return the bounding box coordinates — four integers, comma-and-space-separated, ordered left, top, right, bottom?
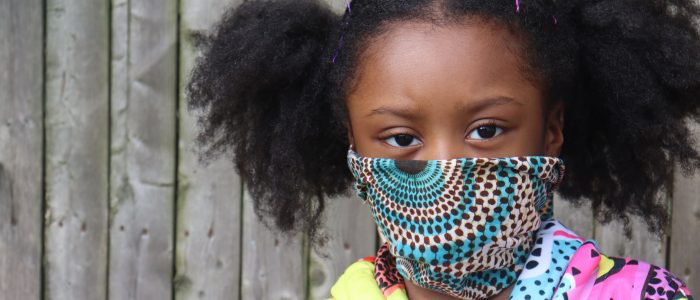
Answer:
330, 219, 694, 300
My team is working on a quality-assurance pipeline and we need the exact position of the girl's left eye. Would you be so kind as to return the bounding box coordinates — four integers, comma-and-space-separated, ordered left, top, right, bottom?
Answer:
467, 125, 504, 140
384, 134, 422, 147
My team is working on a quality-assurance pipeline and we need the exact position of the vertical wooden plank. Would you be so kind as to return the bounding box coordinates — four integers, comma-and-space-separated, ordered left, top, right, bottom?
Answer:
670, 123, 700, 291
0, 0, 44, 299
175, 0, 245, 299
309, 195, 377, 299
109, 0, 178, 298
307, 3, 378, 298
241, 191, 307, 300
553, 195, 594, 240
44, 0, 110, 299
594, 216, 667, 266
324, 0, 350, 11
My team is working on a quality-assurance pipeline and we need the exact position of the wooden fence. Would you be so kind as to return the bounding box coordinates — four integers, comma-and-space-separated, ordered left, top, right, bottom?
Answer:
0, 0, 698, 299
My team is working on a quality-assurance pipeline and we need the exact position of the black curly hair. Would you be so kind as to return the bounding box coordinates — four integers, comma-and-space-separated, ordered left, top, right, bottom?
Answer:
187, 0, 700, 241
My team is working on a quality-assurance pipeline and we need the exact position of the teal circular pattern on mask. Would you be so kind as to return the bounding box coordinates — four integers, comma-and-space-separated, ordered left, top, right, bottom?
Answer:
347, 148, 565, 299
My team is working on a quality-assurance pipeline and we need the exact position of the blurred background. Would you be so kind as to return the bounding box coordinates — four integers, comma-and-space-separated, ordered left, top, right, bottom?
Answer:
0, 0, 698, 299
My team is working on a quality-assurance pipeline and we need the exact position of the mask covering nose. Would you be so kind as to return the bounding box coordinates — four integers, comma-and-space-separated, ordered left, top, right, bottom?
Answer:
346, 147, 565, 299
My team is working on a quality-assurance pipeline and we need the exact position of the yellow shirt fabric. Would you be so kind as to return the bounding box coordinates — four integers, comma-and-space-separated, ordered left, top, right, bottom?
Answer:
329, 258, 408, 300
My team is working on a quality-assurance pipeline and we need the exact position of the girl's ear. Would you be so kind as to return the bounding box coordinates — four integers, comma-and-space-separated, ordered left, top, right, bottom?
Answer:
347, 132, 355, 146
545, 102, 565, 157
345, 120, 355, 146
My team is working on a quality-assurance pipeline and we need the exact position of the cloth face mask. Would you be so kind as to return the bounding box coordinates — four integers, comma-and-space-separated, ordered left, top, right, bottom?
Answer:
346, 148, 565, 299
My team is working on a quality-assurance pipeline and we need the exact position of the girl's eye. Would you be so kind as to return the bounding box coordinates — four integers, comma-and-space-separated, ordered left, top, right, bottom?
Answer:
467, 125, 504, 140
385, 134, 421, 147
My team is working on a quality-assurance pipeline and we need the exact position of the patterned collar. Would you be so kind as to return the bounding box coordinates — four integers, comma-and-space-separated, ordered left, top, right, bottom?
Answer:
370, 218, 693, 300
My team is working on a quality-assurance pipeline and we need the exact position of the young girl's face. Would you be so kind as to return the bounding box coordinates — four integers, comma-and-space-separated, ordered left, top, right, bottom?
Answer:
347, 20, 564, 160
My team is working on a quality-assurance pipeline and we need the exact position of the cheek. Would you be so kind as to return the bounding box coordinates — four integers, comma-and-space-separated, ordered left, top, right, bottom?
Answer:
349, 122, 386, 157
346, 103, 373, 155
486, 105, 548, 157
515, 110, 548, 155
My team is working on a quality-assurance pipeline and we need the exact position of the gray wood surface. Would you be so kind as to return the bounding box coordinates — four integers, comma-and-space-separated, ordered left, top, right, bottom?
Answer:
308, 2, 380, 298
594, 216, 667, 266
324, 0, 350, 11
109, 0, 178, 299
0, 1, 44, 299
670, 123, 700, 291
175, 0, 245, 299
44, 0, 110, 299
240, 191, 307, 300
3, 1, 700, 298
553, 194, 594, 240
309, 194, 377, 299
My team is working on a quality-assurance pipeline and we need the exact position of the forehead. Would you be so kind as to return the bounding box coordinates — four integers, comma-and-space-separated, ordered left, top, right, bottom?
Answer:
348, 20, 541, 107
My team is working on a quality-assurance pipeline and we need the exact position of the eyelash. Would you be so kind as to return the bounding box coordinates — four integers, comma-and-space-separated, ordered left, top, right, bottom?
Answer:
466, 121, 505, 141
383, 133, 422, 148
381, 121, 505, 148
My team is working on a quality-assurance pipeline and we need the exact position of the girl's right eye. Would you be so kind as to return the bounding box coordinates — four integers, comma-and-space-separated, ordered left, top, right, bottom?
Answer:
384, 134, 422, 148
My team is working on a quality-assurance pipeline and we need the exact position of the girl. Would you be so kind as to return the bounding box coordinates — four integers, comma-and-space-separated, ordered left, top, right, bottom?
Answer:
187, 0, 700, 299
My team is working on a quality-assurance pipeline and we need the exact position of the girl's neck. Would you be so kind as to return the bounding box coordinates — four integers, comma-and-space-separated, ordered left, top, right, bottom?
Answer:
404, 280, 514, 300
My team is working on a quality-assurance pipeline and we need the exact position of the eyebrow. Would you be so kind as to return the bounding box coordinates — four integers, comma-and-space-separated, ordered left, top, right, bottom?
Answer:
365, 96, 522, 118
459, 96, 523, 114
366, 106, 419, 119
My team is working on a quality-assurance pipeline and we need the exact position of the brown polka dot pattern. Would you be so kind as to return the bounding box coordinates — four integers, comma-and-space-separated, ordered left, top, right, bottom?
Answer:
347, 149, 565, 299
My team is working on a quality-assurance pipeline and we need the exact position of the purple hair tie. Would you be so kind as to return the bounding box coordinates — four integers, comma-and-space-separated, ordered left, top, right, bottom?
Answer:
331, 1, 352, 64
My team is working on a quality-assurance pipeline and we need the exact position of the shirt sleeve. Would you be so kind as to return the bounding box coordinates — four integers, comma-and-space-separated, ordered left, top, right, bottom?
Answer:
329, 259, 386, 300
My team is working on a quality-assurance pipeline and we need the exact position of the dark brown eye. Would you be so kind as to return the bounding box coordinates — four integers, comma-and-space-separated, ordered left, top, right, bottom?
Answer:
477, 126, 497, 138
386, 134, 420, 147
467, 125, 503, 140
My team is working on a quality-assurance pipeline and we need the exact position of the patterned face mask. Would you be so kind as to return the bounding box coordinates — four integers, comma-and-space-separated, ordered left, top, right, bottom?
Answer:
346, 147, 565, 299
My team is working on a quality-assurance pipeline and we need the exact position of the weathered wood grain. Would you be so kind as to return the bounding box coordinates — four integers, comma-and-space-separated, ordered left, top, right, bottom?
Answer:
309, 194, 377, 299
307, 2, 378, 298
175, 0, 245, 299
324, 0, 350, 11
553, 194, 594, 240
109, 0, 178, 299
0, 1, 44, 298
670, 123, 700, 291
44, 0, 110, 299
4, 0, 700, 298
594, 216, 667, 266
241, 191, 307, 300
